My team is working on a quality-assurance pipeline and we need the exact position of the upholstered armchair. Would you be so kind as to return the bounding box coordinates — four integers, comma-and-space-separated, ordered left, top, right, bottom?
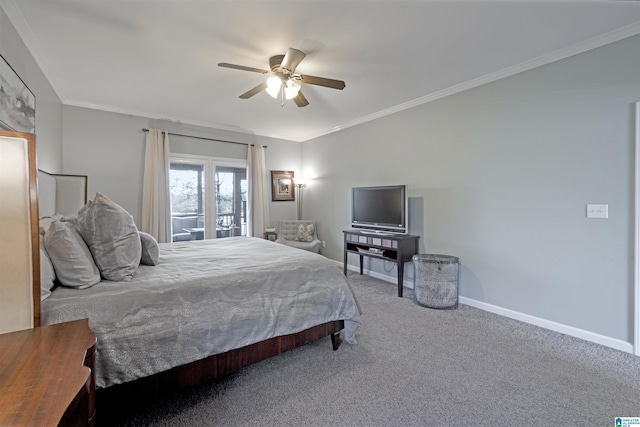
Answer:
275, 220, 321, 253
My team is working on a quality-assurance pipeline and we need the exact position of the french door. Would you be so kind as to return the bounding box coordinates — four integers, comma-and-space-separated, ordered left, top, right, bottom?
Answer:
169, 154, 247, 241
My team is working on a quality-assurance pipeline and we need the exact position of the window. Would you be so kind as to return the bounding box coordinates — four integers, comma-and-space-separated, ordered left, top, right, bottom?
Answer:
169, 154, 247, 242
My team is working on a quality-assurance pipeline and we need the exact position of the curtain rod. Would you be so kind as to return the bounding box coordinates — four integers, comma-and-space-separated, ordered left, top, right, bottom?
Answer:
141, 128, 266, 148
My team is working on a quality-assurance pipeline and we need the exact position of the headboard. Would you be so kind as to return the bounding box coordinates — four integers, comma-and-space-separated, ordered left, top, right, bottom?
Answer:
37, 170, 88, 217
33, 170, 87, 326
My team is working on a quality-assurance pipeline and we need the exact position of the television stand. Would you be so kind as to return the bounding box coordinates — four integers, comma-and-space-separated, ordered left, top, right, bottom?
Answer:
343, 230, 419, 297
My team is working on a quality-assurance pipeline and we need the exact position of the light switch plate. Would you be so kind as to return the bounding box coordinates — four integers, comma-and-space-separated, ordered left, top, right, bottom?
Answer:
586, 204, 608, 219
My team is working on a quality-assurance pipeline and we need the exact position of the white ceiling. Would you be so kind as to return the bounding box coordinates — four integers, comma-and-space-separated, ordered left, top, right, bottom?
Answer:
3, 1, 640, 142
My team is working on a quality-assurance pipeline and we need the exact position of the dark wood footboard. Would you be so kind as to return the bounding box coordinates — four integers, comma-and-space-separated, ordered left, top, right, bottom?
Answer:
97, 320, 344, 412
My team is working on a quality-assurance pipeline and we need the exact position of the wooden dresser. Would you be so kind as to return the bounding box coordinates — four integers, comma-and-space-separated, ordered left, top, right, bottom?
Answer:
0, 319, 97, 426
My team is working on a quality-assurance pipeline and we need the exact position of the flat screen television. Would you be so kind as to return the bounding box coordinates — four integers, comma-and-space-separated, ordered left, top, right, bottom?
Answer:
351, 185, 408, 234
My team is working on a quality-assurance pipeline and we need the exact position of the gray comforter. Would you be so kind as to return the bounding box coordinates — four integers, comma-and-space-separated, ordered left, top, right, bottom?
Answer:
42, 237, 361, 388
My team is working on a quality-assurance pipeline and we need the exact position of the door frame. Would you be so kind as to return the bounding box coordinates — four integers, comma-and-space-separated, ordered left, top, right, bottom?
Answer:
170, 153, 247, 239
635, 101, 640, 356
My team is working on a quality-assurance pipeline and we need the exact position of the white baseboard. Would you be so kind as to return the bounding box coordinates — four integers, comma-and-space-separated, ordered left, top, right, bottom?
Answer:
341, 263, 634, 354
459, 296, 633, 354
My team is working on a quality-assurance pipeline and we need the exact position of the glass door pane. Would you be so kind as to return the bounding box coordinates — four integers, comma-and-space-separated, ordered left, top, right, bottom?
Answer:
215, 166, 247, 238
169, 162, 205, 242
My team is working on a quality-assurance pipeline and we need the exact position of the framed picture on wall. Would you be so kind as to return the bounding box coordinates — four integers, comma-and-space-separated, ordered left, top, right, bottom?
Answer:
0, 54, 35, 133
271, 170, 295, 201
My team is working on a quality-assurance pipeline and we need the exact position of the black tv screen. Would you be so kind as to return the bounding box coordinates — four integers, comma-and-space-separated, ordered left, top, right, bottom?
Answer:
351, 185, 408, 234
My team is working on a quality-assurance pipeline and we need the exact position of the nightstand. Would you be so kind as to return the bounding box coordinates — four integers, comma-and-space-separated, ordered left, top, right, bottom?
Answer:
0, 319, 97, 426
263, 230, 277, 241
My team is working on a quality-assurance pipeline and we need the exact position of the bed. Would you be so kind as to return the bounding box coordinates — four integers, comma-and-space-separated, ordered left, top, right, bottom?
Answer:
36, 171, 361, 408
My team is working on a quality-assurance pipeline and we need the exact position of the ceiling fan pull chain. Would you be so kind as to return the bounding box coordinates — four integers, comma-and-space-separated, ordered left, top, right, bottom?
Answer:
281, 84, 285, 107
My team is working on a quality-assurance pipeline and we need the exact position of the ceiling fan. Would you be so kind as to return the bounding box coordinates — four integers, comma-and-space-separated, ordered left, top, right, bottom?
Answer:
218, 48, 345, 107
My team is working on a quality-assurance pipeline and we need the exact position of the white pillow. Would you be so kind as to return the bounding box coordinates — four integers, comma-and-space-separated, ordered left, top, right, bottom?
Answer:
294, 223, 315, 242
139, 231, 159, 266
77, 193, 141, 281
44, 220, 101, 289
39, 236, 56, 300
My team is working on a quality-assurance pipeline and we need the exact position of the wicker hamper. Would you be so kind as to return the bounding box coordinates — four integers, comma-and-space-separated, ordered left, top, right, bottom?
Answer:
412, 254, 459, 309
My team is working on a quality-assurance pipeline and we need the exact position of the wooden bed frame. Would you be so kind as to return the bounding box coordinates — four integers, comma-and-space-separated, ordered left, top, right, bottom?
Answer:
33, 170, 346, 414
98, 320, 344, 411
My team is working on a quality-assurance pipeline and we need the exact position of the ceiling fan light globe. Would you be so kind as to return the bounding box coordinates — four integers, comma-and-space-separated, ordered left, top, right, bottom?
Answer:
266, 76, 282, 98
284, 87, 300, 99
265, 86, 279, 98
267, 75, 282, 88
284, 79, 301, 99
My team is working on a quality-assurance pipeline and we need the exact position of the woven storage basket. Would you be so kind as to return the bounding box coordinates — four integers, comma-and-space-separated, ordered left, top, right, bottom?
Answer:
412, 254, 459, 309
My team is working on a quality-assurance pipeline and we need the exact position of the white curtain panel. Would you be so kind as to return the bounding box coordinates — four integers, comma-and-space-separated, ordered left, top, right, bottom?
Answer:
141, 129, 172, 243
247, 144, 270, 237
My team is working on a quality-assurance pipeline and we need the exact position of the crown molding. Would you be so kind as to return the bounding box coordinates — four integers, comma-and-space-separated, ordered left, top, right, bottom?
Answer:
64, 99, 264, 137
301, 21, 640, 142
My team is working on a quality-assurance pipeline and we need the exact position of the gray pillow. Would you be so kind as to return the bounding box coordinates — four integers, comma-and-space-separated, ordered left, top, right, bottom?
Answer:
44, 220, 101, 289
139, 231, 159, 266
77, 193, 141, 281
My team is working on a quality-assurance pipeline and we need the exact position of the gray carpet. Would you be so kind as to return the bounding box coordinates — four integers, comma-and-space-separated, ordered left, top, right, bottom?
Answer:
101, 273, 640, 426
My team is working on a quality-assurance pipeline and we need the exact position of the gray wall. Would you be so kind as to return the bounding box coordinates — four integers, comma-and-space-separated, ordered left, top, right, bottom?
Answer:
303, 35, 640, 344
0, 7, 62, 172
62, 105, 301, 227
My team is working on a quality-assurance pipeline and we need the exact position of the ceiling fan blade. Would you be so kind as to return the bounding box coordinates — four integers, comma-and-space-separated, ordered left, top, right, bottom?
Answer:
239, 82, 268, 99
300, 74, 346, 90
293, 91, 309, 108
280, 48, 306, 74
218, 63, 269, 74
